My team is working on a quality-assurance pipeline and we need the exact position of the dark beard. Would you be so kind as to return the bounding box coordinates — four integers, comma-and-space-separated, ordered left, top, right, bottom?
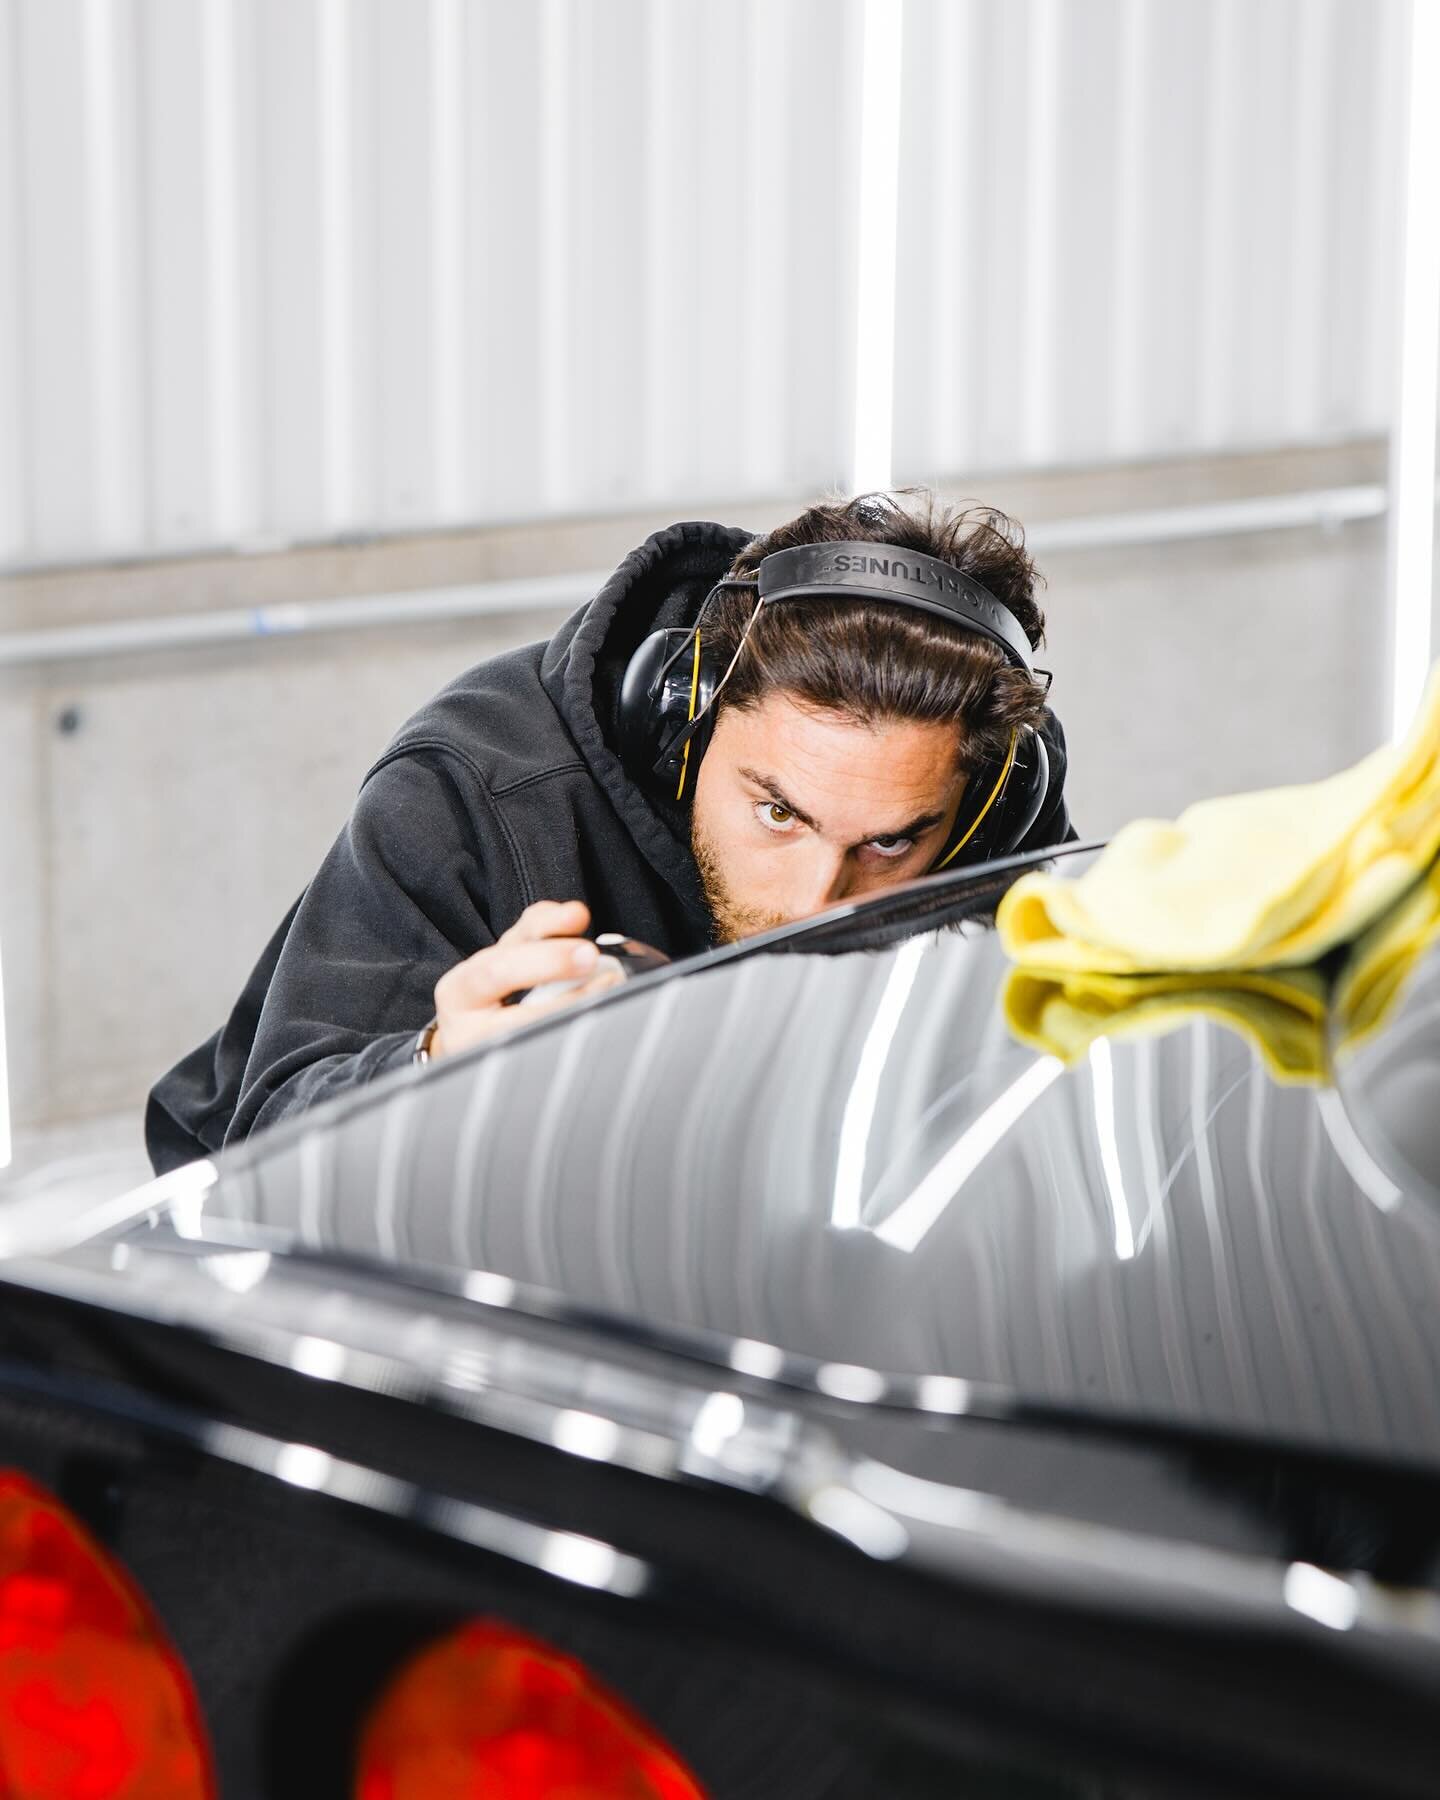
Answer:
691, 814, 788, 944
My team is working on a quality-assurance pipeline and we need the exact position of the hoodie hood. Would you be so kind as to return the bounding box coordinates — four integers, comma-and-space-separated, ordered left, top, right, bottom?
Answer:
540, 518, 754, 925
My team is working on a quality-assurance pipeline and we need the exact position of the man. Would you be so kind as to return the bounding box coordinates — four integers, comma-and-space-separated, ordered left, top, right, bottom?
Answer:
145, 490, 1074, 1172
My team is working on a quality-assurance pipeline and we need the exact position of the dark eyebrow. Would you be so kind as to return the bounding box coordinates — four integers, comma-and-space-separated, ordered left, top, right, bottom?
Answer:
872, 808, 947, 843
739, 767, 821, 831
738, 766, 945, 845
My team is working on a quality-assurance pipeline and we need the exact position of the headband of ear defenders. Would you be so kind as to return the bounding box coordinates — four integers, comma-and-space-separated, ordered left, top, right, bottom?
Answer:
756, 541, 1035, 675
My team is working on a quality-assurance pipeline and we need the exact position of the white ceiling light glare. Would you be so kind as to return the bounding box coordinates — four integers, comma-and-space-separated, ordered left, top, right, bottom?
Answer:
850, 0, 905, 496
1388, 0, 1440, 740
874, 1056, 1065, 1253
1088, 1037, 1139, 1260
1282, 1562, 1360, 1633
831, 936, 926, 1229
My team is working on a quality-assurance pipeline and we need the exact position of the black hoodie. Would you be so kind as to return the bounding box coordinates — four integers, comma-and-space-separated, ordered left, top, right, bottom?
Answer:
145, 520, 1074, 1173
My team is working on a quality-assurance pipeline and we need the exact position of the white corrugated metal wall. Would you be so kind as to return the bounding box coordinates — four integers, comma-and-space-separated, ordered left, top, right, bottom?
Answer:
0, 0, 1407, 568
893, 0, 1404, 478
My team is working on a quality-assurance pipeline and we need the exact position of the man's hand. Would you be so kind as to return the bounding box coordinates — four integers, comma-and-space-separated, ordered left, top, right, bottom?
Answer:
429, 901, 622, 1061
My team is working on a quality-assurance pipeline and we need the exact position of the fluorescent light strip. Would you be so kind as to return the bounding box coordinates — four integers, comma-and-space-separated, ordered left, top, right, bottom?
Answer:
831, 937, 925, 1229
1388, 0, 1440, 738
851, 0, 903, 495
874, 1056, 1064, 1254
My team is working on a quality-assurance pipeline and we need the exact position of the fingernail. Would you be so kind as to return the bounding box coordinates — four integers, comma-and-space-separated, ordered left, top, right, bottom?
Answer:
571, 941, 599, 968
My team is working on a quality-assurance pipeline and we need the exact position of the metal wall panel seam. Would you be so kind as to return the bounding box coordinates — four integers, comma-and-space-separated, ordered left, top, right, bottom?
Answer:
851, 0, 903, 492
143, 0, 210, 551
1019, 0, 1061, 466
538, 0, 572, 514
82, 0, 145, 552
1283, 0, 1335, 444
201, 0, 248, 544
1194, 0, 1242, 449
0, 0, 28, 560
1107, 0, 1148, 461
637, 0, 678, 506
1386, 0, 1440, 736
924, 0, 976, 479
740, 0, 789, 501
1362, 0, 1406, 438
318, 0, 357, 533
430, 0, 466, 522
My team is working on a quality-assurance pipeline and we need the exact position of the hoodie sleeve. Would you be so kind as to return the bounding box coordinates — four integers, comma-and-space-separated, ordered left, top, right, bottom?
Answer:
145, 748, 517, 1171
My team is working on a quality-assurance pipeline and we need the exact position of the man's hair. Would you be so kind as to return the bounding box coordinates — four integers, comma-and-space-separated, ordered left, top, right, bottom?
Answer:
707, 490, 1050, 773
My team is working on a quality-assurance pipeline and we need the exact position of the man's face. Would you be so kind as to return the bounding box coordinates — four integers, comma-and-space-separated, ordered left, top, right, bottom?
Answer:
690, 690, 967, 942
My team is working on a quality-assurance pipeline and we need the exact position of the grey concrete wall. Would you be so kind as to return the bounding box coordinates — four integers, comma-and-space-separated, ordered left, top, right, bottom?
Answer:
0, 443, 1416, 1135
1047, 515, 1391, 836
0, 614, 569, 1131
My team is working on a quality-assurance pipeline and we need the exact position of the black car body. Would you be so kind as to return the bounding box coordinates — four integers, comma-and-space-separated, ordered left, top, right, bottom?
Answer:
2, 843, 1439, 1797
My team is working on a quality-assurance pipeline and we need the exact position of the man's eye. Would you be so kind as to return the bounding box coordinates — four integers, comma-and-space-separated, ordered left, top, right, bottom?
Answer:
867, 835, 913, 859
757, 801, 796, 832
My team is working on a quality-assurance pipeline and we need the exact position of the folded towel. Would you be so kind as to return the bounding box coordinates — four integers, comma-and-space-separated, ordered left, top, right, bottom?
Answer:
1334, 857, 1440, 1051
998, 664, 1440, 974
1003, 966, 1328, 1082
1004, 861, 1440, 1081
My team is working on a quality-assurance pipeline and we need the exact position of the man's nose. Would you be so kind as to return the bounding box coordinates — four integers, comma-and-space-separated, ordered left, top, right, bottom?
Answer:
789, 845, 854, 919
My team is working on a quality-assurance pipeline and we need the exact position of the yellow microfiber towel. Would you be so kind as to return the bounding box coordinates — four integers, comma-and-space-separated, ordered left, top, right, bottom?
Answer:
998, 663, 1440, 974
1003, 965, 1329, 1083
1333, 856, 1440, 1052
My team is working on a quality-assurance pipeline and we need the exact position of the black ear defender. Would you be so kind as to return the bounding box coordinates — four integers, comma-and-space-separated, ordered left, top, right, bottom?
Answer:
616, 576, 756, 803
618, 542, 1060, 866
932, 714, 1050, 869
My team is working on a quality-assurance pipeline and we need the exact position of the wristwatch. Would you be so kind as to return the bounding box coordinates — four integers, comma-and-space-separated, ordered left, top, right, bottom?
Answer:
412, 1017, 439, 1066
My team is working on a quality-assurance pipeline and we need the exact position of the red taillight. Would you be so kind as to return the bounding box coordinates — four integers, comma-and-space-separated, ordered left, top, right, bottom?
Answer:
355, 1619, 706, 1799
0, 1471, 214, 1800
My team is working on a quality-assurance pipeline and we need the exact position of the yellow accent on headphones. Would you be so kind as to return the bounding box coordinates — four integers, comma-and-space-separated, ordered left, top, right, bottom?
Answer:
932, 729, 1018, 871
675, 630, 704, 801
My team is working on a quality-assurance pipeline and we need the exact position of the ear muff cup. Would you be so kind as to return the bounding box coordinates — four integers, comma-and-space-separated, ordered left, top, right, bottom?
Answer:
934, 724, 1049, 871
617, 628, 727, 800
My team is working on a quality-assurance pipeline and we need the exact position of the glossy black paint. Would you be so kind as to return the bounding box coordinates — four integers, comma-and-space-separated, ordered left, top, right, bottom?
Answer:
210, 849, 1440, 1473
3, 845, 1439, 1796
